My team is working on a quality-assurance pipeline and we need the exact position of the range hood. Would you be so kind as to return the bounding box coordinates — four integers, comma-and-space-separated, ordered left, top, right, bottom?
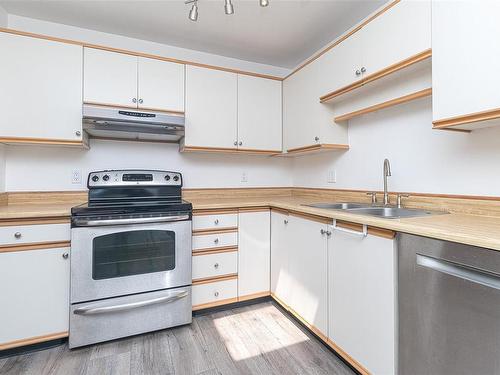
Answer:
83, 105, 185, 142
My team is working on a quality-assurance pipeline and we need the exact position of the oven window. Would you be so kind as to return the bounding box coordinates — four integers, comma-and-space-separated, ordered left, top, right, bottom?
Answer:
92, 230, 175, 280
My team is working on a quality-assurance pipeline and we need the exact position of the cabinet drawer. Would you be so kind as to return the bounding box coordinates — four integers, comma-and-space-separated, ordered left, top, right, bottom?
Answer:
193, 213, 238, 231
192, 231, 238, 251
192, 278, 238, 309
192, 251, 238, 280
0, 223, 70, 247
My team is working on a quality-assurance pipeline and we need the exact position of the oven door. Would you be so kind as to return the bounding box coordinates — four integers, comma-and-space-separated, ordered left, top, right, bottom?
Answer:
71, 217, 191, 303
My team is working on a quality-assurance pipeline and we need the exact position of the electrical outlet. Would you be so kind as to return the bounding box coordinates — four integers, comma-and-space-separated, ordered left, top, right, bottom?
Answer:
241, 172, 248, 183
71, 169, 82, 184
327, 170, 336, 183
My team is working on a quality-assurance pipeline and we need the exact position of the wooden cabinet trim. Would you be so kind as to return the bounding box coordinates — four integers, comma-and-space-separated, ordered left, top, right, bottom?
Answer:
326, 339, 371, 375
181, 145, 281, 155
84, 101, 185, 115
320, 49, 432, 103
238, 291, 271, 302
192, 247, 238, 256
193, 209, 239, 216
0, 27, 283, 81
192, 228, 238, 236
432, 107, 500, 129
271, 208, 290, 216
334, 88, 432, 123
0, 218, 70, 227
238, 207, 270, 213
0, 241, 71, 253
0, 331, 68, 351
0, 137, 85, 147
289, 211, 332, 224
282, 144, 350, 156
192, 297, 239, 311
192, 273, 238, 286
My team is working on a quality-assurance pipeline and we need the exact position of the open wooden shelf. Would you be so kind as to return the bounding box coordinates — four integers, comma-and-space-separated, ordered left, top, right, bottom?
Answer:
320, 49, 432, 104
273, 143, 350, 157
180, 145, 282, 156
334, 88, 432, 123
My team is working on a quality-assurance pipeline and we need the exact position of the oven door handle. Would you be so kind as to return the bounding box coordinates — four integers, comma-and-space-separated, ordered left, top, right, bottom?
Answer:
73, 290, 189, 315
73, 214, 190, 227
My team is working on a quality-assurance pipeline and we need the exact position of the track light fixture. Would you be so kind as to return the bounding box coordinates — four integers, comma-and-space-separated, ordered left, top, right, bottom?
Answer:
185, 0, 269, 22
224, 0, 234, 15
188, 1, 198, 21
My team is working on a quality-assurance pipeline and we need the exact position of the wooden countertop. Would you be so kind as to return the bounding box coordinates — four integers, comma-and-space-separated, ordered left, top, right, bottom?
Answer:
2, 194, 500, 252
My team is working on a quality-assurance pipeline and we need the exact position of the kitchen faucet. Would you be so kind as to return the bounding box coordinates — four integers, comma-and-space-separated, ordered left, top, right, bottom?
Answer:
383, 158, 391, 205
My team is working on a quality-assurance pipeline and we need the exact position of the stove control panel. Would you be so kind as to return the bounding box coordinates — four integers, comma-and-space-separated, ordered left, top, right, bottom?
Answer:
88, 170, 182, 188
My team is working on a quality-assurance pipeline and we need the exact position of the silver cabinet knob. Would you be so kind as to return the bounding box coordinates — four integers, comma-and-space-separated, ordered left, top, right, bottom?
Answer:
284, 219, 289, 225
214, 238, 219, 244
214, 219, 219, 225
361, 67, 366, 73
320, 229, 332, 236
355, 69, 361, 76
314, 136, 320, 142
214, 291, 219, 297
132, 98, 137, 103
320, 229, 326, 235
234, 141, 238, 146
138, 99, 143, 104
62, 253, 69, 259
238, 141, 243, 146
14, 232, 22, 239
214, 263, 219, 269
75, 130, 81, 137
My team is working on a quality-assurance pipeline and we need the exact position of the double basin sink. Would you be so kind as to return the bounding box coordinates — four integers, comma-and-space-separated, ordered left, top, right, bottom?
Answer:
304, 202, 444, 219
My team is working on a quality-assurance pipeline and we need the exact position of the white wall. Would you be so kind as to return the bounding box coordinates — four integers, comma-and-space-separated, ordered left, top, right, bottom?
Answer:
292, 97, 500, 196
5, 141, 291, 191
7, 15, 290, 78
0, 5, 7, 27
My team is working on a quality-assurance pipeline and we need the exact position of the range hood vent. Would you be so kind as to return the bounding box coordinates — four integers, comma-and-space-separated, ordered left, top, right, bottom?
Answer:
83, 105, 185, 143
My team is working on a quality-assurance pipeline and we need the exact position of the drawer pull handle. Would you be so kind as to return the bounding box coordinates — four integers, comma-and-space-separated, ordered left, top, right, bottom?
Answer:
214, 238, 219, 244
214, 263, 220, 269
14, 232, 22, 239
214, 291, 219, 297
214, 219, 219, 225
62, 253, 69, 259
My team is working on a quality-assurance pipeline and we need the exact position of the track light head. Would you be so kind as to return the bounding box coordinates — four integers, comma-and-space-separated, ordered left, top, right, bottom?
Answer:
225, 0, 234, 15
189, 2, 198, 21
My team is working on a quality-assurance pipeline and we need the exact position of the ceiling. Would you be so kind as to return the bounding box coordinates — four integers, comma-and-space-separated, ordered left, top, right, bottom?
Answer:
0, 0, 385, 69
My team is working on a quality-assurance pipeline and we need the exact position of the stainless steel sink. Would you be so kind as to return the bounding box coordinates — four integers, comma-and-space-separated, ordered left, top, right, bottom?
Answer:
346, 206, 443, 219
304, 202, 370, 210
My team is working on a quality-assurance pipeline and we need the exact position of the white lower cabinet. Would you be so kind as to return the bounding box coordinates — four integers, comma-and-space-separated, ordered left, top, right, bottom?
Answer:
192, 278, 238, 309
328, 225, 397, 375
0, 247, 70, 348
238, 211, 270, 298
270, 211, 292, 306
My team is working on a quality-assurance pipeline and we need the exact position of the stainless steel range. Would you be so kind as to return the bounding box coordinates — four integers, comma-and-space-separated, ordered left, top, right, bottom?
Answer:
69, 170, 192, 348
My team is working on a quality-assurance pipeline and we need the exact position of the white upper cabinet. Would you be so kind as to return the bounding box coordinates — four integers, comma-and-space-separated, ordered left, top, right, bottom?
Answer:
361, 0, 431, 76
238, 211, 271, 298
237, 75, 282, 152
0, 33, 83, 142
84, 48, 185, 112
329, 227, 397, 375
137, 57, 185, 112
84, 48, 138, 108
432, 0, 500, 126
185, 65, 238, 149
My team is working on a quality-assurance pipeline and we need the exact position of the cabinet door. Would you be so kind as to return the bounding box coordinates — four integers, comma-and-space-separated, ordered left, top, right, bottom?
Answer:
329, 229, 396, 375
0, 33, 83, 142
238, 211, 271, 298
0, 247, 70, 347
137, 57, 185, 112
270, 211, 291, 305
83, 48, 138, 108
288, 216, 328, 336
185, 66, 237, 149
237, 75, 282, 152
432, 1, 500, 122
361, 0, 430, 77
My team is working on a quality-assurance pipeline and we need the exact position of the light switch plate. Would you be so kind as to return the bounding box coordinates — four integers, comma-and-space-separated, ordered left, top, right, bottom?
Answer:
241, 172, 248, 183
71, 170, 82, 184
327, 170, 336, 183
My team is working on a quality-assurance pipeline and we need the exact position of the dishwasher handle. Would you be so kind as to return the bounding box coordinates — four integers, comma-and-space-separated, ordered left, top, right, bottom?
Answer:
416, 254, 500, 291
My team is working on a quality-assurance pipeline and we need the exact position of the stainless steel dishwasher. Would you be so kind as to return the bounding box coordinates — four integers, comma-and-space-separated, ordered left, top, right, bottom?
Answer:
398, 233, 500, 375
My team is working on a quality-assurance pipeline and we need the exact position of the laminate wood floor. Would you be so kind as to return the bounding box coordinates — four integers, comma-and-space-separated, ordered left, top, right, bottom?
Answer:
0, 301, 355, 375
